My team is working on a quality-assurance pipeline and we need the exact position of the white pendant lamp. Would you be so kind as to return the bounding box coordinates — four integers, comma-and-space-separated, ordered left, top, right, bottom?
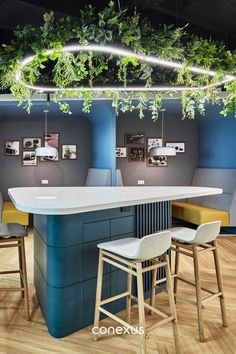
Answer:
149, 109, 176, 156
35, 110, 58, 158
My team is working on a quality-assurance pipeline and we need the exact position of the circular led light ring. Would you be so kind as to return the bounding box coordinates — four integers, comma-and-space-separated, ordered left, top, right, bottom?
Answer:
15, 44, 235, 93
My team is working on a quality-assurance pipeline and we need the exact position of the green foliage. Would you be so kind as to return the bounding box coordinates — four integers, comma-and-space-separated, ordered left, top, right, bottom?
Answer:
0, 1, 235, 119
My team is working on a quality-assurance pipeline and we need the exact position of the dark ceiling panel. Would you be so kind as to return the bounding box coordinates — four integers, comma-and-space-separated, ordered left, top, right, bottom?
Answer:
0, 0, 235, 48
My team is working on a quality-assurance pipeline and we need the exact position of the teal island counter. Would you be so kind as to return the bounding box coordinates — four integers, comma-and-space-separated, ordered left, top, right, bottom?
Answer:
9, 186, 222, 338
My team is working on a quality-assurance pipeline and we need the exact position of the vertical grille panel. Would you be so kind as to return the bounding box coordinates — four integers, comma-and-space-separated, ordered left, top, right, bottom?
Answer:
136, 201, 171, 293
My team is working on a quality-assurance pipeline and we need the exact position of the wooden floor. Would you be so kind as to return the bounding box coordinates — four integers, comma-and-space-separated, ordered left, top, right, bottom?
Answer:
0, 233, 235, 354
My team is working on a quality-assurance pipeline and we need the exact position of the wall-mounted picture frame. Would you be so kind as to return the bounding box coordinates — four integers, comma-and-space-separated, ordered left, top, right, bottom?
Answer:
125, 132, 145, 145
166, 142, 186, 153
147, 155, 168, 167
129, 147, 145, 162
62, 145, 77, 160
44, 133, 60, 148
40, 150, 59, 162
22, 137, 42, 149
146, 137, 163, 153
116, 147, 127, 158
4, 141, 20, 156
22, 151, 37, 166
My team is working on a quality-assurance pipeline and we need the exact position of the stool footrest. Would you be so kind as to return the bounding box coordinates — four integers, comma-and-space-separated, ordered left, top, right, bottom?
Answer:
0, 287, 24, 292
0, 270, 20, 275
131, 295, 170, 319
147, 316, 175, 332
98, 306, 143, 334
202, 292, 223, 304
174, 294, 197, 306
100, 291, 130, 306
174, 275, 219, 295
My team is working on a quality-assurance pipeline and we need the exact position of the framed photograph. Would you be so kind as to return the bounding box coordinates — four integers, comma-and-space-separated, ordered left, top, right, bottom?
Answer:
129, 147, 145, 162
44, 133, 60, 148
4, 141, 20, 156
146, 138, 163, 154
125, 132, 145, 145
22, 151, 37, 166
62, 145, 77, 160
147, 155, 168, 167
22, 137, 41, 149
166, 142, 186, 153
40, 150, 59, 162
116, 147, 127, 158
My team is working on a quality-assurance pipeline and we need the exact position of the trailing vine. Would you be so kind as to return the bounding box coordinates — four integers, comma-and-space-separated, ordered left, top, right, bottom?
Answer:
0, 1, 235, 119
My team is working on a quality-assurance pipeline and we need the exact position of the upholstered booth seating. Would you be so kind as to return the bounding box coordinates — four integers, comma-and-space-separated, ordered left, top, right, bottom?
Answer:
0, 192, 29, 226
115, 169, 124, 186
85, 168, 112, 186
172, 168, 236, 226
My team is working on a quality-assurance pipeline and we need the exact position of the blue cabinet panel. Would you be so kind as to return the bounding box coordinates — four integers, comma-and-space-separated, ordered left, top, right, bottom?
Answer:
34, 260, 84, 338
34, 229, 83, 287
83, 238, 110, 280
111, 216, 135, 237
83, 220, 110, 242
34, 214, 83, 247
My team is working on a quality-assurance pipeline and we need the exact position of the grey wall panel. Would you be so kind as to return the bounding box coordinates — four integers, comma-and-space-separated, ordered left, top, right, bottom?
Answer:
116, 101, 199, 186
0, 114, 92, 200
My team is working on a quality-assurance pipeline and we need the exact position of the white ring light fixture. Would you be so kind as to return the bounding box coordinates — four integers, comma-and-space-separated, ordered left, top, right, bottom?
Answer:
15, 44, 235, 93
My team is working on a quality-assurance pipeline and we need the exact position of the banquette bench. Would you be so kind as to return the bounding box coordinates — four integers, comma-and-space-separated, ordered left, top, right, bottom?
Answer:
172, 168, 236, 226
0, 191, 29, 226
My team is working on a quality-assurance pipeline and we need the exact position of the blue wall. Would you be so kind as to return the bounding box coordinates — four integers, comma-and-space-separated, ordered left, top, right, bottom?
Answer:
198, 105, 236, 168
88, 101, 116, 185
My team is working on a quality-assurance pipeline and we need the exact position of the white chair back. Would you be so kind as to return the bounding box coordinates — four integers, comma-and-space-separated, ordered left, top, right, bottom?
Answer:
194, 221, 221, 244
136, 231, 171, 260
116, 169, 124, 186
85, 168, 112, 186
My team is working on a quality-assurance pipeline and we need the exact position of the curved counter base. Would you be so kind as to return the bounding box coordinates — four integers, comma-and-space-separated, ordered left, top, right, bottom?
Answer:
33, 203, 171, 338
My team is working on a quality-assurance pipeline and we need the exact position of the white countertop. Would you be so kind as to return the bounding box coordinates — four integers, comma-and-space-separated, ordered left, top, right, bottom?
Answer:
8, 186, 222, 215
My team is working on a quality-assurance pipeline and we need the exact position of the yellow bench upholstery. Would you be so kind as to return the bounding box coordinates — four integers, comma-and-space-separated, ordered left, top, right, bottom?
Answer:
172, 201, 229, 227
2, 202, 29, 226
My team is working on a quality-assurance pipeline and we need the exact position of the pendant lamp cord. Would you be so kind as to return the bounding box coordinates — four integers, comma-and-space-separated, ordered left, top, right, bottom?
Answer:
160, 108, 166, 142
162, 110, 164, 142
44, 109, 49, 138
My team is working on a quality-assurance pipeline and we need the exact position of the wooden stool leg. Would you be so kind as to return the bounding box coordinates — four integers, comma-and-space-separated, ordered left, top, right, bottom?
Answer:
126, 266, 132, 323
136, 263, 146, 354
174, 246, 180, 303
149, 266, 157, 315
18, 240, 24, 298
20, 238, 30, 320
94, 249, 104, 341
193, 245, 204, 342
212, 240, 228, 327
164, 254, 181, 354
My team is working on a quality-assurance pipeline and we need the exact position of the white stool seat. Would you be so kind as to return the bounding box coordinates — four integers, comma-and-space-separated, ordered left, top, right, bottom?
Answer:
98, 238, 140, 259
98, 231, 171, 260
170, 227, 197, 243
170, 221, 221, 244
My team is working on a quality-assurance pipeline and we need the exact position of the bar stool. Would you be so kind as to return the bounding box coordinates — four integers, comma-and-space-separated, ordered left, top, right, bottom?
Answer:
94, 231, 180, 354
170, 221, 227, 342
0, 223, 30, 320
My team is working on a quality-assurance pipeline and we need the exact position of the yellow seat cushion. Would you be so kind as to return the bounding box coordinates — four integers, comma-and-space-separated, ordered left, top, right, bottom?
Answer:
2, 202, 29, 226
172, 201, 229, 226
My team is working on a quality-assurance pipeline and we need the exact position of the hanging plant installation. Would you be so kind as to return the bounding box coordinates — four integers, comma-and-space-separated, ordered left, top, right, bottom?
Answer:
0, 1, 235, 119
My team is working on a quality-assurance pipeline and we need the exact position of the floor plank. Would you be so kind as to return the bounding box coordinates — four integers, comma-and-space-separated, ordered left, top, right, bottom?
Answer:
0, 233, 235, 353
